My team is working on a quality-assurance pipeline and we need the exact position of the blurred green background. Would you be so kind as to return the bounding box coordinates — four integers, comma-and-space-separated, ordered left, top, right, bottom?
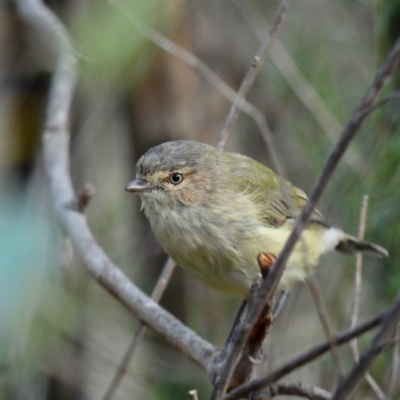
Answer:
0, 0, 399, 399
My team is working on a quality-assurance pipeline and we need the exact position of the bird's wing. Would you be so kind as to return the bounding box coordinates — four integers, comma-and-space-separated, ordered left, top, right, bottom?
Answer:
224, 152, 325, 228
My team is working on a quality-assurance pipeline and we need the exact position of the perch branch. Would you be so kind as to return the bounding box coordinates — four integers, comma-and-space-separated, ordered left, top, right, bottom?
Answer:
220, 309, 385, 400
217, 34, 400, 400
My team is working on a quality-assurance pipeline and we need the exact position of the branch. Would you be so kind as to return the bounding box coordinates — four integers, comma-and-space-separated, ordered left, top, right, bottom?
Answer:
251, 382, 331, 400
332, 293, 400, 400
235, 0, 366, 174
350, 196, 386, 400
217, 32, 400, 400
220, 310, 385, 400
18, 0, 216, 375
389, 323, 400, 399
216, 0, 291, 153
112, 1, 283, 173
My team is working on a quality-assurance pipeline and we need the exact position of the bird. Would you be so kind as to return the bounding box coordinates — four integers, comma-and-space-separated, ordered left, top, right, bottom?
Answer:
125, 140, 388, 296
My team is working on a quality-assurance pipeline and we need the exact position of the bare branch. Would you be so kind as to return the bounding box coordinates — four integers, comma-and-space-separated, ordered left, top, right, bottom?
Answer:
18, 0, 216, 375
217, 32, 400, 400
332, 293, 400, 400
389, 323, 400, 399
235, 0, 366, 174
216, 0, 292, 153
220, 310, 386, 400
250, 382, 331, 400
102, 258, 176, 400
350, 196, 386, 400
308, 279, 344, 377
112, 1, 284, 174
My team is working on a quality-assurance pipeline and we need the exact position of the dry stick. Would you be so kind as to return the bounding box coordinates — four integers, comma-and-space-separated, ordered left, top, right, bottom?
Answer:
350, 196, 386, 400
214, 34, 400, 400
235, 0, 365, 174
106, 3, 285, 394
113, 1, 283, 175
253, 382, 331, 400
19, 0, 216, 374
102, 258, 176, 400
107, 3, 284, 394
389, 323, 400, 399
210, 4, 292, 398
216, 0, 291, 166
331, 293, 400, 400
308, 279, 344, 377
220, 310, 385, 400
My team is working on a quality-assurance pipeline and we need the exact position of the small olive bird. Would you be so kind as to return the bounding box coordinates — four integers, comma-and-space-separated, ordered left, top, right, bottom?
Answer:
126, 140, 388, 296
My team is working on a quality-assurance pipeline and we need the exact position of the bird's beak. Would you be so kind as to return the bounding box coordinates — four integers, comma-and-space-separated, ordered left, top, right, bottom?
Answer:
125, 178, 155, 193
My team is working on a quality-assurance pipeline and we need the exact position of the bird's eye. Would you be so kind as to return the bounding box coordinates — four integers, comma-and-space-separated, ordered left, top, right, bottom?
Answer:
170, 173, 183, 185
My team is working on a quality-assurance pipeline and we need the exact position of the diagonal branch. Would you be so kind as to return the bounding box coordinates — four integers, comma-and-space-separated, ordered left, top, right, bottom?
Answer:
216, 33, 400, 400
220, 310, 386, 400
16, 0, 216, 375
332, 292, 400, 400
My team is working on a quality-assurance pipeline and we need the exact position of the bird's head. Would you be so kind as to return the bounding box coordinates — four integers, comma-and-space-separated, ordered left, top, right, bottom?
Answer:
125, 141, 219, 207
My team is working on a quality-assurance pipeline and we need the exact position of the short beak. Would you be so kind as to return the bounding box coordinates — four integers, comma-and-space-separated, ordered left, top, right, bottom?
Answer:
125, 178, 154, 193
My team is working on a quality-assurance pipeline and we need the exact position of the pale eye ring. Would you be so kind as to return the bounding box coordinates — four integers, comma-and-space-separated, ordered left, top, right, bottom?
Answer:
170, 173, 183, 185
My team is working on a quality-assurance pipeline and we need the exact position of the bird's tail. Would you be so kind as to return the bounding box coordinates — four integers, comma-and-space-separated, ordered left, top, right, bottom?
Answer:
335, 235, 389, 258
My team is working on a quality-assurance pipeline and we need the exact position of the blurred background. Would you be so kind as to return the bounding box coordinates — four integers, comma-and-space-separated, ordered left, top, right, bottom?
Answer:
0, 0, 399, 399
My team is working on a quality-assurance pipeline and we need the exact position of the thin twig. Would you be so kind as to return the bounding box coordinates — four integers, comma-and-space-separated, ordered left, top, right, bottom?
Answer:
350, 196, 386, 400
367, 91, 400, 113
389, 323, 400, 399
215, 32, 400, 400
251, 382, 331, 400
220, 310, 386, 400
234, 0, 366, 174
102, 258, 176, 400
216, 0, 291, 156
308, 279, 344, 377
112, 1, 283, 173
332, 292, 400, 400
210, 3, 292, 396
19, 0, 216, 374
351, 195, 369, 334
